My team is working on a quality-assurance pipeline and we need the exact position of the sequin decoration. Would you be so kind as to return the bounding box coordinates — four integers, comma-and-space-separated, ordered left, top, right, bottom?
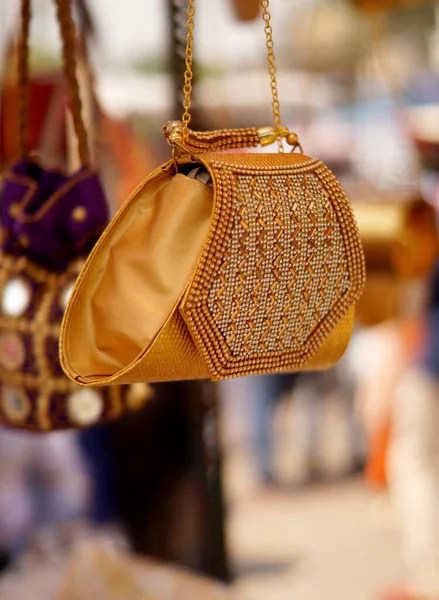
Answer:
60, 282, 75, 310
1, 278, 31, 316
2, 386, 30, 422
67, 389, 103, 426
0, 332, 26, 371
126, 383, 154, 409
72, 206, 88, 222
0, 251, 140, 430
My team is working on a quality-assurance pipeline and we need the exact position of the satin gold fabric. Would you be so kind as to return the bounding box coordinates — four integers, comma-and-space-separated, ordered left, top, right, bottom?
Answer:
61, 170, 213, 383
61, 159, 360, 385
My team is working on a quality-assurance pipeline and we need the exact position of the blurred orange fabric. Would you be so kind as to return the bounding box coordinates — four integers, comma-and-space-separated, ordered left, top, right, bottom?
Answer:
365, 316, 425, 489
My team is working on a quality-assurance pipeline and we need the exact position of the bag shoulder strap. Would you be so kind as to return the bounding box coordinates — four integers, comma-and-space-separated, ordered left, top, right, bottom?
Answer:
180, 0, 285, 153
18, 0, 90, 166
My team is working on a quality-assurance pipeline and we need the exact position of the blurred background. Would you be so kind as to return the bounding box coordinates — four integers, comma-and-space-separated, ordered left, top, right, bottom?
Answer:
1, 0, 439, 599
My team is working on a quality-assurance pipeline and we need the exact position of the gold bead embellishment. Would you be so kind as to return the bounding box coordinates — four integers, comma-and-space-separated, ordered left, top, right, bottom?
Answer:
8, 203, 21, 219
258, 126, 278, 147
126, 383, 155, 410
19, 235, 30, 248
67, 388, 103, 426
287, 132, 299, 146
72, 206, 87, 223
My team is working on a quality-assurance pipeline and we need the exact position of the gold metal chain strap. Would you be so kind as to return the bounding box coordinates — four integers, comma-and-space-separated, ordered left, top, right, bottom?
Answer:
181, 0, 285, 152
260, 0, 283, 152
181, 0, 195, 135
18, 0, 90, 165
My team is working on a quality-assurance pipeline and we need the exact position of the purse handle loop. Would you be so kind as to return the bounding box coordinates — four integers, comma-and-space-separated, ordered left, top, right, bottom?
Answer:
18, 0, 90, 166
181, 0, 284, 152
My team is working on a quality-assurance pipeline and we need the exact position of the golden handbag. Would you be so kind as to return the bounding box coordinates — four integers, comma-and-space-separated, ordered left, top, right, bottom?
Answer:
59, 0, 366, 385
0, 0, 149, 430
353, 196, 438, 325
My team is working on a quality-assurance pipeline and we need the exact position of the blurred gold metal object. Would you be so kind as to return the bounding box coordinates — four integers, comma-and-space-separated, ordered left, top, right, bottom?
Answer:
353, 197, 438, 325
258, 125, 279, 147
257, 125, 302, 151
163, 119, 185, 144
231, 0, 260, 21
352, 0, 428, 12
72, 206, 87, 222
354, 198, 438, 278
18, 234, 30, 248
288, 0, 368, 75
287, 132, 299, 146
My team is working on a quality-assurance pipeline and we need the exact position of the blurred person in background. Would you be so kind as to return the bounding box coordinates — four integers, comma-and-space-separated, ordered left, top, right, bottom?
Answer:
293, 359, 367, 482
241, 363, 365, 486
379, 261, 439, 600
244, 373, 299, 485
0, 429, 90, 570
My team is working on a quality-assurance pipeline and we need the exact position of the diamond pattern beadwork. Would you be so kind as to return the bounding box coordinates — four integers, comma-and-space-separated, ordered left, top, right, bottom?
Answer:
208, 170, 349, 355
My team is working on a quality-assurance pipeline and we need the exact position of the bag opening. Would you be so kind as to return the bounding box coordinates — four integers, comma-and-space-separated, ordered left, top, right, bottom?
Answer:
63, 170, 214, 380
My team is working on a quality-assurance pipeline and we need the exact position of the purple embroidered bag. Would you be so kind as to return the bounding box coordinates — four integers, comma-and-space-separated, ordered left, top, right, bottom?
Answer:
0, 0, 148, 430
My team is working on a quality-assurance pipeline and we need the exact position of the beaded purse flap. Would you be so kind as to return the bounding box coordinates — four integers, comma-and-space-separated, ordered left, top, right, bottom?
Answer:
177, 150, 364, 379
